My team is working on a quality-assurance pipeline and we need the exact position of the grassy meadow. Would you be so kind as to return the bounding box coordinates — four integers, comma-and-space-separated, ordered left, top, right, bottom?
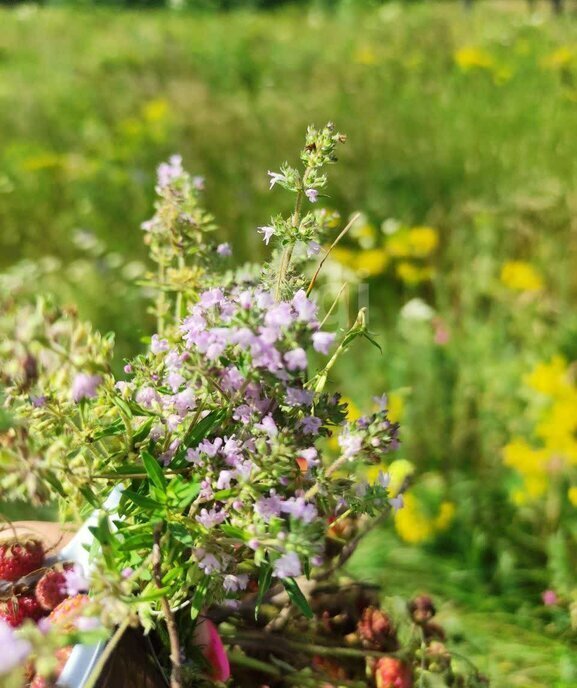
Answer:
4, 2, 577, 685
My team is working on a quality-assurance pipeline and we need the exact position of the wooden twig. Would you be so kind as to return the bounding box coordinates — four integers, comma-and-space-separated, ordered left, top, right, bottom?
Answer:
153, 523, 183, 688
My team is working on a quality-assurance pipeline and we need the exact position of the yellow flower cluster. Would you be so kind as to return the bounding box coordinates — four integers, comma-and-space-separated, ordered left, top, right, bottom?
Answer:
500, 260, 543, 292
455, 46, 496, 71
330, 223, 438, 285
504, 356, 577, 504
542, 46, 576, 70
394, 494, 456, 544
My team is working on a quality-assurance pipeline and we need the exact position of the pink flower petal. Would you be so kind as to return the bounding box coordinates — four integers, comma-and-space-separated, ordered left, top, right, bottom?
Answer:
193, 618, 230, 682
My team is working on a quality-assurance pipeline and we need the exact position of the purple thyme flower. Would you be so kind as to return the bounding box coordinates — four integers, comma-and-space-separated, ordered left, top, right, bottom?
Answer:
223, 574, 249, 593
307, 241, 321, 257
157, 155, 183, 188
338, 431, 362, 459
267, 170, 286, 189
285, 387, 314, 407
265, 302, 294, 328
198, 437, 223, 458
305, 188, 318, 203
284, 348, 308, 371
299, 447, 319, 467
216, 242, 232, 257
151, 334, 169, 354
292, 290, 318, 323
0, 620, 31, 675
136, 386, 159, 408
64, 564, 89, 597
258, 225, 275, 245
199, 288, 225, 309
198, 552, 222, 575
299, 416, 323, 435
312, 331, 335, 355
281, 497, 317, 524
196, 508, 226, 529
72, 373, 101, 402
389, 495, 404, 512
255, 492, 283, 522
273, 551, 302, 579
192, 175, 205, 191
255, 414, 278, 437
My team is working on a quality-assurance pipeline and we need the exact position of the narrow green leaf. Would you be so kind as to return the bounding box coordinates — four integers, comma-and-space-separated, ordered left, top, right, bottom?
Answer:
141, 450, 167, 491
122, 489, 164, 510
79, 485, 101, 509
255, 563, 273, 620
282, 577, 313, 619
132, 417, 154, 444
190, 577, 209, 621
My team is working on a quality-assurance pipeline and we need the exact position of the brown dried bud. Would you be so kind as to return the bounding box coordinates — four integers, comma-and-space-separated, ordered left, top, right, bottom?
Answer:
408, 594, 436, 624
312, 655, 347, 681
357, 606, 398, 651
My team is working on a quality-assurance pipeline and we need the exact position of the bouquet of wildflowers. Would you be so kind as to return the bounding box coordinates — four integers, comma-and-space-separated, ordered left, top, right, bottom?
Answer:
0, 125, 486, 688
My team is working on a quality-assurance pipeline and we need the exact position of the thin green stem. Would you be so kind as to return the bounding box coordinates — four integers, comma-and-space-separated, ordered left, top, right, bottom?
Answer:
83, 616, 132, 688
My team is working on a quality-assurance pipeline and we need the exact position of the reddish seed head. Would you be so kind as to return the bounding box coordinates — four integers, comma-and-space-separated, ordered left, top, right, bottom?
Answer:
0, 539, 44, 582
36, 569, 68, 611
375, 657, 413, 688
0, 594, 44, 627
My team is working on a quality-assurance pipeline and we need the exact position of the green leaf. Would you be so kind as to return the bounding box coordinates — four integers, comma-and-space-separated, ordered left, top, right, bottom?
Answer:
118, 533, 154, 552
122, 489, 164, 511
44, 472, 66, 498
362, 330, 383, 354
255, 563, 273, 620
111, 395, 133, 419
141, 450, 167, 491
79, 485, 101, 509
282, 577, 313, 619
92, 418, 125, 441
220, 524, 246, 541
170, 409, 226, 468
190, 576, 210, 621
132, 417, 155, 444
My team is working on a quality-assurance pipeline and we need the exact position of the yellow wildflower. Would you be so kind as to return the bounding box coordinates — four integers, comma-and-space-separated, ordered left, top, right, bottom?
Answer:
387, 391, 405, 423
396, 262, 434, 285
21, 152, 63, 171
354, 46, 378, 66
434, 502, 456, 531
142, 98, 169, 122
394, 494, 434, 544
388, 459, 415, 497
406, 226, 439, 257
454, 46, 495, 71
568, 487, 577, 507
500, 261, 543, 292
524, 356, 569, 397
394, 495, 454, 544
356, 249, 389, 277
542, 46, 575, 70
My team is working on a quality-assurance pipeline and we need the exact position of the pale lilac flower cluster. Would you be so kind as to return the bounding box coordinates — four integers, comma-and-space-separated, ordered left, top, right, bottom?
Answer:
338, 395, 400, 465
117, 285, 347, 589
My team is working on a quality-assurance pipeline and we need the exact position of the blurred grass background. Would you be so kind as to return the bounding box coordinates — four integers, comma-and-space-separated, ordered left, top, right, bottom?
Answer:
3, 1, 577, 684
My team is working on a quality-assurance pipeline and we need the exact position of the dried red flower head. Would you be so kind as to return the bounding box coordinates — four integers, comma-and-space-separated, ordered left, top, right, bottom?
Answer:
357, 606, 398, 651
407, 595, 436, 625
0, 539, 44, 582
374, 657, 413, 688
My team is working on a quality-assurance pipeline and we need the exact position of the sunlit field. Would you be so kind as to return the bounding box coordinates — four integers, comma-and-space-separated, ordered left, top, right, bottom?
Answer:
3, 2, 577, 685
